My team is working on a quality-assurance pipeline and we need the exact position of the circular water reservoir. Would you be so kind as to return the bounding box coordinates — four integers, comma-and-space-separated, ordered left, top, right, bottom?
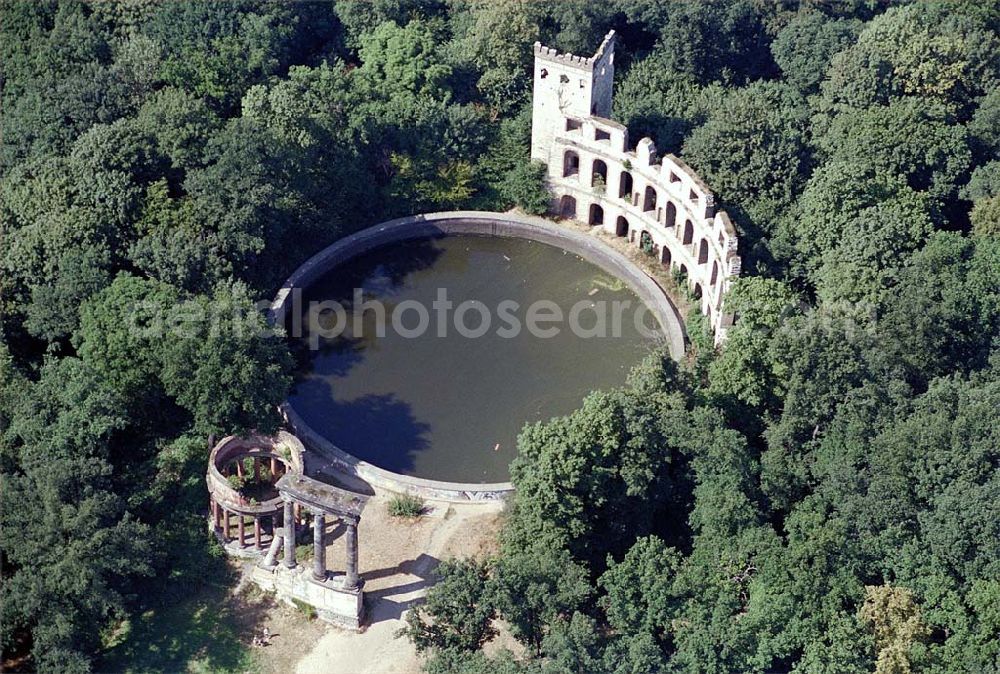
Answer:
278, 214, 682, 490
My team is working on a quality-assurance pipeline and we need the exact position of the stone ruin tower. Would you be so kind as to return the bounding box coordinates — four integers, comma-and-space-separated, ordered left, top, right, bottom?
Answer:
530, 31, 616, 165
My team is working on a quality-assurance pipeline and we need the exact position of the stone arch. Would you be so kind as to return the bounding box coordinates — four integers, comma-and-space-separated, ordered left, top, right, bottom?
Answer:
563, 150, 580, 177
661, 245, 672, 267
559, 195, 577, 219
665, 201, 677, 228
589, 203, 604, 226
710, 261, 718, 286
682, 220, 693, 245
698, 238, 709, 264
615, 215, 628, 237
679, 264, 688, 280
639, 230, 653, 253
591, 159, 608, 188
643, 185, 657, 212
693, 283, 703, 300
618, 171, 633, 200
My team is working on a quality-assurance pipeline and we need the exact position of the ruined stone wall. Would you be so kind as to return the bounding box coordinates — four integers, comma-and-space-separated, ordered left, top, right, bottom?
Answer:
531, 33, 741, 343
531, 31, 616, 164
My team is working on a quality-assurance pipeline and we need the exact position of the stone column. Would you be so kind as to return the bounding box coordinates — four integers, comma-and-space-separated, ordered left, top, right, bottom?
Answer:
270, 457, 278, 476
345, 520, 360, 590
238, 514, 246, 548
283, 500, 295, 569
254, 516, 262, 549
312, 511, 326, 582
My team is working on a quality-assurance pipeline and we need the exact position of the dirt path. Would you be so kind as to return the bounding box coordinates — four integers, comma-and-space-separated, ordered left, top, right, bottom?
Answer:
240, 492, 502, 674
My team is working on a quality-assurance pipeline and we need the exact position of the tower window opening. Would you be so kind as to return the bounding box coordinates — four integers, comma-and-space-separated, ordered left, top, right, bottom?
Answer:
563, 150, 580, 177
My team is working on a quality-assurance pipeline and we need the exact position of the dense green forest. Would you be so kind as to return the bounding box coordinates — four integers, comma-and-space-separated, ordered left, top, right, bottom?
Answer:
1, 1, 997, 672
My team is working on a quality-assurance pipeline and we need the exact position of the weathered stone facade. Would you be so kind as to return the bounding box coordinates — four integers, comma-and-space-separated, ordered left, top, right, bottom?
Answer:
207, 433, 368, 629
531, 31, 741, 342
206, 431, 305, 555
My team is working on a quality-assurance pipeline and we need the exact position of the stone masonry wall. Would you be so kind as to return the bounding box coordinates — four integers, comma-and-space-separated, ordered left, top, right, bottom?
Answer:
531, 31, 741, 343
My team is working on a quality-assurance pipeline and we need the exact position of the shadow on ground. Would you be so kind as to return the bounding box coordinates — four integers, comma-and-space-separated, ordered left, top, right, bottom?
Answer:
363, 553, 440, 625
98, 521, 280, 673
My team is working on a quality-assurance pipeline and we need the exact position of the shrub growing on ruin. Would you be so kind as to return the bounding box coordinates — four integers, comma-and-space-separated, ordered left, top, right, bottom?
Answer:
500, 160, 549, 215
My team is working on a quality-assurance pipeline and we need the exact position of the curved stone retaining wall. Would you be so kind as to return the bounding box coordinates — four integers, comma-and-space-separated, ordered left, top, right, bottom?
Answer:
270, 210, 685, 502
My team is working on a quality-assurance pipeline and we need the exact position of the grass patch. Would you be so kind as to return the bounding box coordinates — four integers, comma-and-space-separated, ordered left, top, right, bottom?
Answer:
295, 542, 313, 563
292, 598, 317, 621
98, 510, 259, 672
388, 493, 425, 518
96, 435, 268, 673
98, 567, 259, 674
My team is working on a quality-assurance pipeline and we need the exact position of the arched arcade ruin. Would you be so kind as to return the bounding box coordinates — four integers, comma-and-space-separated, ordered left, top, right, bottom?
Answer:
531, 31, 742, 342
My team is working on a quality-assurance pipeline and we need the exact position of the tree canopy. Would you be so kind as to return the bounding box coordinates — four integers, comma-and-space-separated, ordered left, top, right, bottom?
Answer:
2, 0, 998, 671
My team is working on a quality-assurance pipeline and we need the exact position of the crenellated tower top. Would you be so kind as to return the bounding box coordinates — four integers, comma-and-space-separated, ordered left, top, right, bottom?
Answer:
532, 29, 616, 72
530, 31, 616, 162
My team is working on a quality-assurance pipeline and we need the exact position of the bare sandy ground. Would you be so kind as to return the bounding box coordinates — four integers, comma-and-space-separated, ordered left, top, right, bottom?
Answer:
240, 491, 503, 674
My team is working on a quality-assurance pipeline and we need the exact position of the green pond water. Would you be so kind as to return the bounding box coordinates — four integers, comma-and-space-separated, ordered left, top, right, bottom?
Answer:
289, 234, 663, 483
